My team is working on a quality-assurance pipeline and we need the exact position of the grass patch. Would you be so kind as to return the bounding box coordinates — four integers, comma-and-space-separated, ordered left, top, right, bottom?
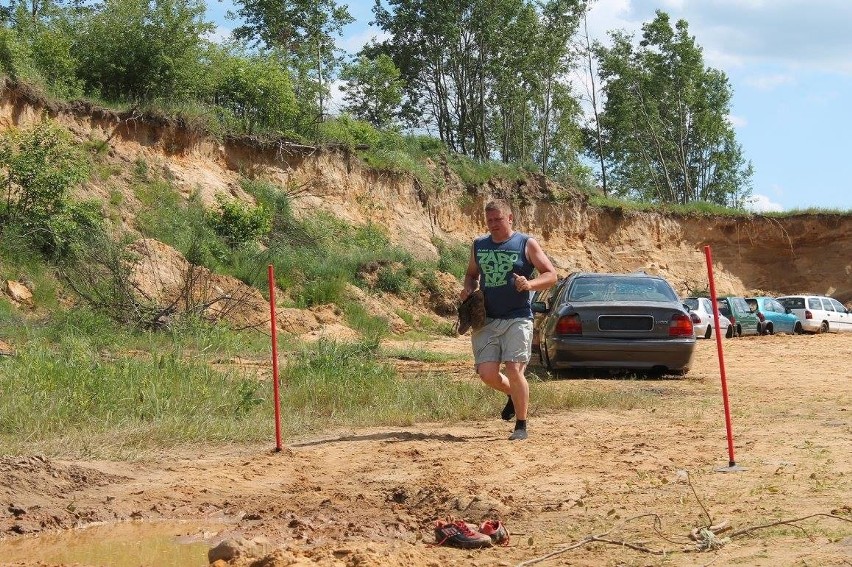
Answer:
0, 302, 653, 458
380, 346, 466, 363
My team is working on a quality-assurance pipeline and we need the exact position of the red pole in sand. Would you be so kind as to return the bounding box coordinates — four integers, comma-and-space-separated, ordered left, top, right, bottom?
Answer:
268, 264, 282, 452
703, 246, 737, 468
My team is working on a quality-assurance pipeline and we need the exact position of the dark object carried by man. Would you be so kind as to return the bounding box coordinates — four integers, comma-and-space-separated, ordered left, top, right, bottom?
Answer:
456, 289, 486, 335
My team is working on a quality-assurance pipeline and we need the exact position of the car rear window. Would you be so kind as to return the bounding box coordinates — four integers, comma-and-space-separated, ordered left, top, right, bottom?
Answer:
779, 297, 804, 309
567, 276, 677, 302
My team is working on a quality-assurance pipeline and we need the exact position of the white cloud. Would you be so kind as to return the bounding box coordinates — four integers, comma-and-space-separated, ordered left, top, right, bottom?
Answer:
744, 194, 784, 213
745, 73, 795, 91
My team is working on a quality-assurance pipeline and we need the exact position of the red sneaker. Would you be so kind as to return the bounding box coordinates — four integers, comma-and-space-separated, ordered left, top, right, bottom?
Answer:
434, 519, 493, 549
479, 519, 509, 545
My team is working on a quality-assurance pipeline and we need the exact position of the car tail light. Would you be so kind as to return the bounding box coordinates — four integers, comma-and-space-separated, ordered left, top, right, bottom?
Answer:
805, 310, 813, 320
555, 314, 582, 334
669, 313, 693, 337
689, 312, 701, 324
756, 311, 765, 322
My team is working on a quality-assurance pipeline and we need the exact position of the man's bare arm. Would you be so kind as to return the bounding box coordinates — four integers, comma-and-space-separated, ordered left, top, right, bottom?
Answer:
514, 237, 557, 293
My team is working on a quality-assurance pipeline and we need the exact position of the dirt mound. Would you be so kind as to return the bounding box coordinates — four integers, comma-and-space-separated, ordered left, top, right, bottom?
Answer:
0, 455, 128, 534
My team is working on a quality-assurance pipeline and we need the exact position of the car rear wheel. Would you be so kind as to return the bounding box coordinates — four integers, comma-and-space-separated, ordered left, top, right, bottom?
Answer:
820, 321, 829, 333
765, 323, 773, 335
704, 325, 712, 339
794, 322, 803, 335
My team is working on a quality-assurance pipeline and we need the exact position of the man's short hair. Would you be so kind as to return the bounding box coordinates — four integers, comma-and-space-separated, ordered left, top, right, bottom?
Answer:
484, 199, 512, 216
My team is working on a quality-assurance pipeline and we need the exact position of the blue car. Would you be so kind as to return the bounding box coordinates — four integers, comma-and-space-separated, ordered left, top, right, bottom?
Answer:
746, 297, 803, 335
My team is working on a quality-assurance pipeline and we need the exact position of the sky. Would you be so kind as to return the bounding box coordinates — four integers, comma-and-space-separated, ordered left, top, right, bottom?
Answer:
206, 0, 852, 213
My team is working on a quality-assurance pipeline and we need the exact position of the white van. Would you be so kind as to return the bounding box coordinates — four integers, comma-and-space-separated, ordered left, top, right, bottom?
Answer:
776, 295, 852, 333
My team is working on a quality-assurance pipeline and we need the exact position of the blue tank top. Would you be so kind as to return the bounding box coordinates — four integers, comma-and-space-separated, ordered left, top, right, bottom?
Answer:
474, 231, 534, 319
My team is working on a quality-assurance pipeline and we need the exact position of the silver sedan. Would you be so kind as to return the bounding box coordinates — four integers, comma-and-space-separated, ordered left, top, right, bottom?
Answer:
682, 297, 733, 339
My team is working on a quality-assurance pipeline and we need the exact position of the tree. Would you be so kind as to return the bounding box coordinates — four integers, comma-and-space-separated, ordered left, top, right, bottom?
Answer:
231, 0, 353, 124
0, 0, 81, 96
373, 0, 588, 169
208, 46, 299, 134
592, 10, 752, 206
339, 53, 404, 128
73, 0, 213, 101
526, 0, 585, 176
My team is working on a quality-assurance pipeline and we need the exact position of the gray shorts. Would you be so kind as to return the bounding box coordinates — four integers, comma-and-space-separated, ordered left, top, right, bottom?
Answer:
472, 317, 533, 367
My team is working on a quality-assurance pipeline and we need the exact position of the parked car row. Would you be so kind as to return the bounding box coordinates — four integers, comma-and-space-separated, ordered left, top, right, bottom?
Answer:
683, 294, 852, 338
530, 271, 852, 377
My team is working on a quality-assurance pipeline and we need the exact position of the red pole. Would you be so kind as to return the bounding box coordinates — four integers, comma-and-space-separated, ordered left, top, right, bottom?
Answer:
704, 245, 736, 467
268, 264, 282, 452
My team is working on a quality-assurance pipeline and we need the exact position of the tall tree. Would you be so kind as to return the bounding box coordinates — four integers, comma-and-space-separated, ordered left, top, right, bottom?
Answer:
339, 53, 404, 128
527, 0, 585, 176
373, 0, 587, 171
592, 10, 752, 206
231, 0, 353, 124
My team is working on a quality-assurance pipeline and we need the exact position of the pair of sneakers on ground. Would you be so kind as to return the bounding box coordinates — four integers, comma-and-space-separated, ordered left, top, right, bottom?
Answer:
502, 396, 527, 440
434, 519, 509, 549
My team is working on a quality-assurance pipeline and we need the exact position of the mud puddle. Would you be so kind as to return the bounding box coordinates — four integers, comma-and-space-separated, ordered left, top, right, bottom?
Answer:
0, 520, 228, 566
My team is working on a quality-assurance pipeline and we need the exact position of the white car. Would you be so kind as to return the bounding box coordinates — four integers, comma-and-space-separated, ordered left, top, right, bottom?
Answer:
776, 295, 852, 333
682, 297, 733, 339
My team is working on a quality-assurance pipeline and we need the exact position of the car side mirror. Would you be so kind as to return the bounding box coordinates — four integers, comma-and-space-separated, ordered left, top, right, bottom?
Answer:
531, 301, 549, 313
785, 307, 792, 314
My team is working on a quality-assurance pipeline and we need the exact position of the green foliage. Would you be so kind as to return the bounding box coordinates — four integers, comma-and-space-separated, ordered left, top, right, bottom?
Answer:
231, 0, 354, 127
27, 21, 83, 98
434, 238, 471, 280
0, 225, 60, 311
73, 0, 214, 101
208, 47, 300, 135
444, 151, 528, 187
339, 53, 404, 128
372, 0, 587, 177
134, 181, 229, 269
375, 263, 412, 295
0, 121, 93, 257
0, 26, 34, 80
317, 114, 382, 148
207, 195, 272, 249
591, 10, 753, 207
342, 302, 390, 342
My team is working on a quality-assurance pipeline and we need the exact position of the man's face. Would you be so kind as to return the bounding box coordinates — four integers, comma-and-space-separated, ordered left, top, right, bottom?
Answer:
485, 209, 512, 238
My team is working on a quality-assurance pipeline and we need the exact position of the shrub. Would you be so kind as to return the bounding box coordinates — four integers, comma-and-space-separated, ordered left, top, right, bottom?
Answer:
207, 195, 272, 249
0, 121, 92, 257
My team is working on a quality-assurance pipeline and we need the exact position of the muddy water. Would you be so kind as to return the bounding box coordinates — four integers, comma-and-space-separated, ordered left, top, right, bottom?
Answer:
0, 521, 223, 566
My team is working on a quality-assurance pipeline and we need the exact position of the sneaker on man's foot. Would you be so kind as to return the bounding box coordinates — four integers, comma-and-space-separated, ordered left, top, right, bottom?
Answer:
434, 520, 493, 549
501, 396, 515, 421
508, 428, 528, 441
479, 520, 509, 545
